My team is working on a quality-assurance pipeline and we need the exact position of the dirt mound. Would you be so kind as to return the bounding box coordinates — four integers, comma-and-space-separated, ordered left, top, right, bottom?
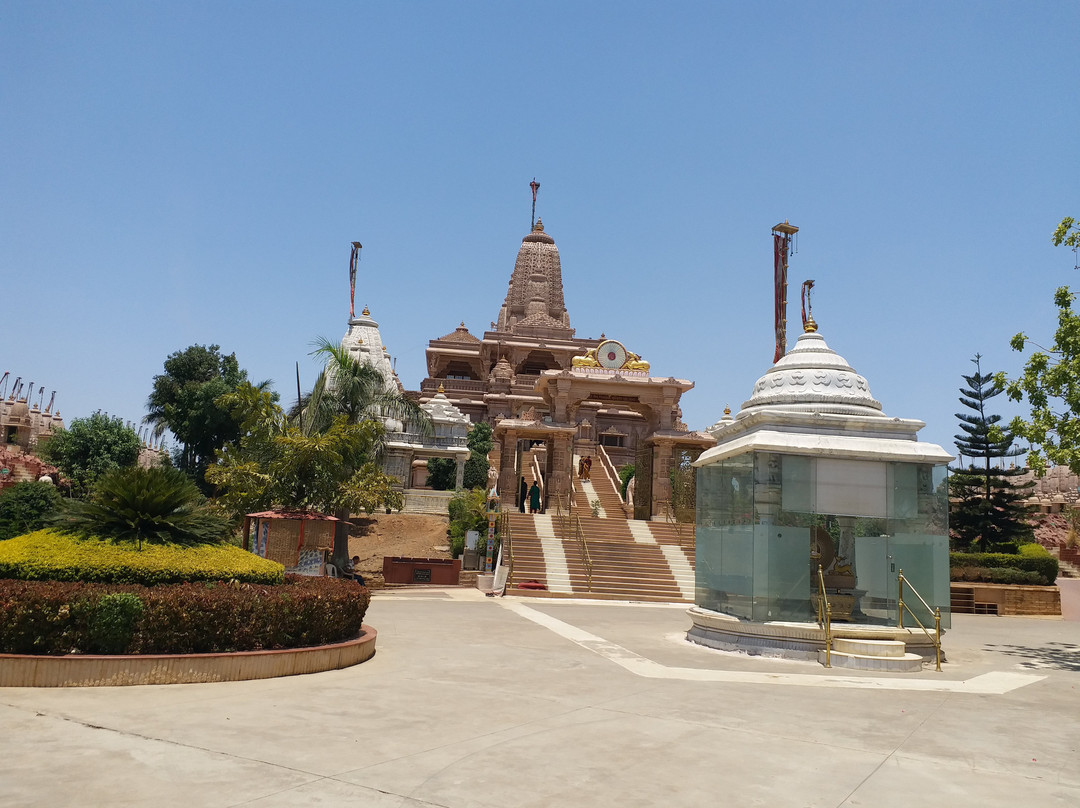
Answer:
347, 512, 451, 588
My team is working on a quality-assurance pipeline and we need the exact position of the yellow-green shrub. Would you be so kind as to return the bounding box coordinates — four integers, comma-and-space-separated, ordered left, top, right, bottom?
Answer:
0, 530, 284, 585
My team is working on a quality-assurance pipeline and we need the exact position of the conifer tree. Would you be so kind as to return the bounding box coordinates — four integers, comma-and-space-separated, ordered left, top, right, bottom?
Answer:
950, 354, 1034, 552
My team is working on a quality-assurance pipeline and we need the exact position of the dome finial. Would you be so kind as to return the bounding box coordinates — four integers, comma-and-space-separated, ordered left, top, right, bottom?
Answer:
800, 279, 816, 333
362, 305, 370, 316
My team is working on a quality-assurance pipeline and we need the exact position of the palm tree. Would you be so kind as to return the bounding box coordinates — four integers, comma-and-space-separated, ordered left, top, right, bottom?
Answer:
297, 338, 433, 564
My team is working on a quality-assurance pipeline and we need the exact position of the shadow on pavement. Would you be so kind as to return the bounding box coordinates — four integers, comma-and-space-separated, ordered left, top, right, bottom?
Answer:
983, 641, 1080, 671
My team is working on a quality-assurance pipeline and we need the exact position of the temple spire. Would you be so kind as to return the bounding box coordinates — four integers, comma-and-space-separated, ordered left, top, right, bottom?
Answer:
494, 218, 572, 337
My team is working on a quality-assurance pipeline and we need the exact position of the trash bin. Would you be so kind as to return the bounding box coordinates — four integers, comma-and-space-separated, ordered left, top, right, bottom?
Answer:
462, 548, 479, 570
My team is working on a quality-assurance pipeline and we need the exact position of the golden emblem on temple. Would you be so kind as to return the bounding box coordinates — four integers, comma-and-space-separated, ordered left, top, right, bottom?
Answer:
571, 339, 650, 371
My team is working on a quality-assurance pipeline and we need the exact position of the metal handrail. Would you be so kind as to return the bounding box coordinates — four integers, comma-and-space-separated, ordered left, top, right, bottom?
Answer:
897, 569, 943, 672
530, 452, 545, 508
815, 564, 832, 668
574, 514, 593, 591
500, 510, 514, 587
596, 444, 621, 499
657, 498, 689, 546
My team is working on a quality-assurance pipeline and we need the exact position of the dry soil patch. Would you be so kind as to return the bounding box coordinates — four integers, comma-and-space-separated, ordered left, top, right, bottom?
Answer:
347, 512, 450, 588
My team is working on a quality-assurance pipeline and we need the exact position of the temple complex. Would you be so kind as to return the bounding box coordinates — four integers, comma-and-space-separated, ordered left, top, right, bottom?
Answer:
0, 375, 64, 452
0, 375, 65, 490
418, 218, 713, 518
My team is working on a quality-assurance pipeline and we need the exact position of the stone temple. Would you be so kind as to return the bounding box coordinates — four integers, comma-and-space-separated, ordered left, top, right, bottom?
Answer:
337, 215, 714, 519
415, 218, 714, 518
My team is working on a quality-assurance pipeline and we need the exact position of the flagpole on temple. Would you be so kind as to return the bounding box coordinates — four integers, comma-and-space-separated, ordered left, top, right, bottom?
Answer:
349, 241, 362, 318
772, 221, 799, 363
530, 178, 540, 229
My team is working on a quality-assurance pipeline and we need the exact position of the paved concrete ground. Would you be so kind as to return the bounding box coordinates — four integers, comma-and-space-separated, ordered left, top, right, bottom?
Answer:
2, 589, 1079, 807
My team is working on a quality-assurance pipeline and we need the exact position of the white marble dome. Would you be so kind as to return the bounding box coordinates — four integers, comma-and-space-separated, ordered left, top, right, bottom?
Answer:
421, 390, 471, 427
738, 329, 883, 419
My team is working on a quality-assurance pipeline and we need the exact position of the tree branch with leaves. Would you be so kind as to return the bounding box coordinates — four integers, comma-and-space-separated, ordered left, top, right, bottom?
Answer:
1004, 217, 1080, 475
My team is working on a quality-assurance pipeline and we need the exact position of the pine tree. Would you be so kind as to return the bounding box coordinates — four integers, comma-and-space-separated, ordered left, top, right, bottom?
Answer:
950, 354, 1034, 552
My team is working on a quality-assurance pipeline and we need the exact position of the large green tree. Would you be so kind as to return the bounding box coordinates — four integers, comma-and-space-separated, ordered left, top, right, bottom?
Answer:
207, 386, 402, 526
461, 421, 493, 490
210, 340, 429, 566
949, 355, 1033, 552
41, 412, 141, 496
145, 344, 266, 489
1005, 217, 1080, 474
297, 339, 431, 564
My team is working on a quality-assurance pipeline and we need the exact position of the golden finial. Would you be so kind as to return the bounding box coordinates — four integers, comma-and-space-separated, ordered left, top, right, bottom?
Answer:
437, 383, 445, 394
724, 405, 731, 416
362, 305, 370, 316
533, 217, 544, 232
459, 321, 466, 328
803, 316, 818, 333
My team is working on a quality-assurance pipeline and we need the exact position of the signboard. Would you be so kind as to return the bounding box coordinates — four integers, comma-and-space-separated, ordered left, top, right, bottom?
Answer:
413, 568, 432, 583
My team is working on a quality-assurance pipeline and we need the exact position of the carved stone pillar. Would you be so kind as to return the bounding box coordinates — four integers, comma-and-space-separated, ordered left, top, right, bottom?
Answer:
454, 457, 465, 490
652, 439, 675, 516
659, 387, 677, 430
497, 431, 518, 507
550, 432, 573, 502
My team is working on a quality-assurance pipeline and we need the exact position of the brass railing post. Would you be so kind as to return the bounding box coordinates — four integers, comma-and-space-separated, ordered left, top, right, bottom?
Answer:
934, 608, 942, 672
816, 564, 832, 668
897, 569, 905, 629
896, 568, 943, 672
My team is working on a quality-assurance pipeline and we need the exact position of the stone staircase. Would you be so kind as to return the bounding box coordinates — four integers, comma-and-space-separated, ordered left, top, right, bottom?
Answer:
573, 453, 627, 519
820, 637, 926, 672
504, 509, 696, 602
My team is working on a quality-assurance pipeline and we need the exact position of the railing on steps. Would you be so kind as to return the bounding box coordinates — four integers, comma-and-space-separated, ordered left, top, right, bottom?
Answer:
656, 499, 692, 548
897, 569, 943, 672
815, 564, 832, 668
500, 510, 514, 588
552, 491, 572, 518
597, 445, 623, 503
530, 452, 545, 509
573, 515, 593, 591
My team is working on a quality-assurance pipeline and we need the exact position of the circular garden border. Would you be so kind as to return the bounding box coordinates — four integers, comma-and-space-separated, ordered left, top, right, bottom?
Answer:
0, 625, 376, 687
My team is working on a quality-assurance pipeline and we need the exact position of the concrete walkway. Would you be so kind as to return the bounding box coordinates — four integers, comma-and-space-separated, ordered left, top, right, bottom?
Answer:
2, 589, 1079, 807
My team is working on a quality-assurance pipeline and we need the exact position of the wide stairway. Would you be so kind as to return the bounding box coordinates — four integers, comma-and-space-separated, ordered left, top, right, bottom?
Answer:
503, 453, 696, 602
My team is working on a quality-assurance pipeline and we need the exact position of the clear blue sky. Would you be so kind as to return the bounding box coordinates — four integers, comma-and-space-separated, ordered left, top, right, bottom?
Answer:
3, 2, 1078, 457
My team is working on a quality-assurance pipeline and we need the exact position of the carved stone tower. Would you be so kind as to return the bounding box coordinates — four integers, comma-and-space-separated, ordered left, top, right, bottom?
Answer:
494, 218, 573, 338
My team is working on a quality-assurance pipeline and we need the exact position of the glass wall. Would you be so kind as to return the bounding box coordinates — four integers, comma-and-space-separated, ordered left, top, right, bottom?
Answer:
696, 452, 950, 627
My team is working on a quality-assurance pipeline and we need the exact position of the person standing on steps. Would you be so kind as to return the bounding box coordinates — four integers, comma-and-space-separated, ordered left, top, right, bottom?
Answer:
529, 480, 541, 514
582, 455, 592, 482
519, 476, 528, 513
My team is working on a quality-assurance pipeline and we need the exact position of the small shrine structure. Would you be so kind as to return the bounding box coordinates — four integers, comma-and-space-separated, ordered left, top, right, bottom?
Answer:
689, 317, 953, 658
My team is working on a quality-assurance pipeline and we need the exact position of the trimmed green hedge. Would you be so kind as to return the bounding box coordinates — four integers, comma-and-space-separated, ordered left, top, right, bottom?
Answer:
0, 575, 369, 655
0, 530, 284, 586
950, 547, 1058, 586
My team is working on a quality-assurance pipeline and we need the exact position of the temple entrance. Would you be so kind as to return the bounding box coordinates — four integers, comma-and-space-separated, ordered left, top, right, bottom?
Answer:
493, 415, 577, 512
